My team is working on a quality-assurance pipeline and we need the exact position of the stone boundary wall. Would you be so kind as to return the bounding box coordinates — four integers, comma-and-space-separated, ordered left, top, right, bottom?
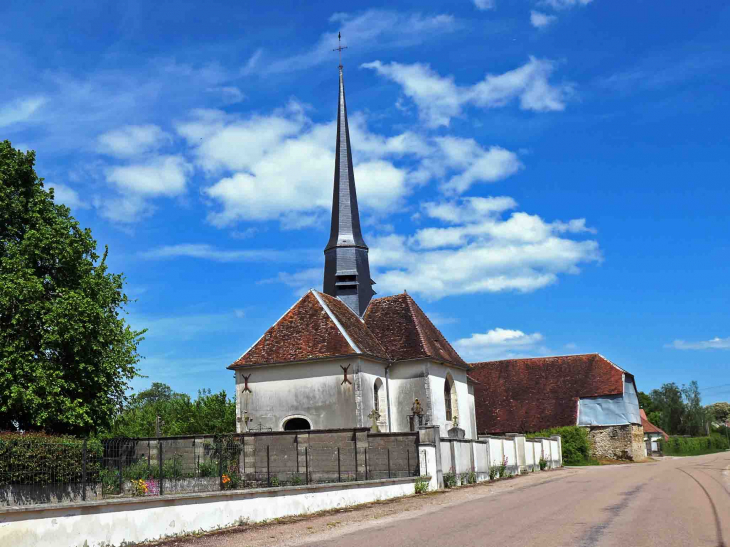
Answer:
0, 477, 417, 547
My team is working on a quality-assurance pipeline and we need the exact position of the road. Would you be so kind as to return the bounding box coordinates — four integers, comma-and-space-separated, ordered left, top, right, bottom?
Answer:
166, 451, 730, 547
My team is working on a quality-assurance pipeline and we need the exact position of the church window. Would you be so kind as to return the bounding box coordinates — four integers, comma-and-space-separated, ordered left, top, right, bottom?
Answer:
444, 373, 458, 424
374, 381, 380, 413
373, 378, 387, 429
283, 417, 311, 431
444, 380, 452, 422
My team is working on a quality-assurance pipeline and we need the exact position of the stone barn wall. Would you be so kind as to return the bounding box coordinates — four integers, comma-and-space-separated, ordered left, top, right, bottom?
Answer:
586, 424, 644, 461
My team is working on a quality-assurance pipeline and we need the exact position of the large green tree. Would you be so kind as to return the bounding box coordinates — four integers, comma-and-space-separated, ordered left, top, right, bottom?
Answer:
706, 402, 730, 424
0, 141, 144, 434
108, 383, 236, 437
650, 383, 685, 435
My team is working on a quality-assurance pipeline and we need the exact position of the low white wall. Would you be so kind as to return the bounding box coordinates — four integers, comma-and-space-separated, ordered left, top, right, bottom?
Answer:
0, 478, 416, 547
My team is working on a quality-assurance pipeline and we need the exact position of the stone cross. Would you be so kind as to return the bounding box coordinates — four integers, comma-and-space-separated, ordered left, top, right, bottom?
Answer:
368, 409, 381, 432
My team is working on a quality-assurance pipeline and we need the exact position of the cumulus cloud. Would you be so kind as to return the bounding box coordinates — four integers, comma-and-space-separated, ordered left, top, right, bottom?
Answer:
362, 197, 601, 299
473, 0, 496, 10
666, 337, 730, 350
105, 155, 191, 197
47, 183, 88, 210
362, 57, 574, 127
0, 96, 47, 128
267, 11, 458, 73
97, 125, 171, 158
206, 86, 245, 105
176, 103, 519, 229
455, 328, 545, 361
530, 11, 558, 28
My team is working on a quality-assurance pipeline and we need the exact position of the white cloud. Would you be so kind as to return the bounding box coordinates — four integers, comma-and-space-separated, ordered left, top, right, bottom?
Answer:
97, 125, 171, 158
241, 49, 263, 76
530, 11, 558, 28
47, 183, 88, 210
362, 57, 574, 127
667, 337, 730, 350
473, 0, 496, 10
267, 10, 458, 73
207, 86, 245, 105
0, 96, 47, 128
105, 155, 191, 197
140, 243, 308, 263
539, 0, 593, 10
455, 328, 545, 361
260, 267, 323, 296
94, 194, 155, 224
362, 197, 601, 300
179, 105, 493, 229
130, 311, 248, 342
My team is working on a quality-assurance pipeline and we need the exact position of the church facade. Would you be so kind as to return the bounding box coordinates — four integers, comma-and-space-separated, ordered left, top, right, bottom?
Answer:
229, 64, 478, 439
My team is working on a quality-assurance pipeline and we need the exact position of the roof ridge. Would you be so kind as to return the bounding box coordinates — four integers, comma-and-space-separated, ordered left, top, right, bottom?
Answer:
470, 353, 600, 365
403, 293, 429, 358
312, 290, 361, 354
404, 293, 464, 365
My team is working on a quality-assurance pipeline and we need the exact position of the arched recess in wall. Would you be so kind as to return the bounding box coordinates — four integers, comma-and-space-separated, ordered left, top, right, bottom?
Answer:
373, 378, 387, 430
282, 416, 312, 431
444, 372, 458, 424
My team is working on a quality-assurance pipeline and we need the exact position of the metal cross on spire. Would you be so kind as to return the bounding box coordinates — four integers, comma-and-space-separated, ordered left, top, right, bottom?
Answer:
332, 31, 347, 68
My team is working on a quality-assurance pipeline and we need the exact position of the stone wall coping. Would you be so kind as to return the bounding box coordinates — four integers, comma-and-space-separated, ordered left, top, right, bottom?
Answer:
0, 476, 417, 516
367, 432, 418, 438
120, 427, 372, 442
440, 438, 487, 445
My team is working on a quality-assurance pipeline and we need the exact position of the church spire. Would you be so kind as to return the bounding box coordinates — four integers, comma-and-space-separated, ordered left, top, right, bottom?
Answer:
323, 37, 375, 317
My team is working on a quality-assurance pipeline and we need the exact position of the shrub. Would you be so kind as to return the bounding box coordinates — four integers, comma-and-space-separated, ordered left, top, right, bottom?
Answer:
660, 434, 729, 456
291, 475, 304, 486
497, 455, 507, 478
443, 472, 457, 488
414, 476, 429, 494
528, 426, 591, 465
488, 467, 497, 480
539, 457, 547, 471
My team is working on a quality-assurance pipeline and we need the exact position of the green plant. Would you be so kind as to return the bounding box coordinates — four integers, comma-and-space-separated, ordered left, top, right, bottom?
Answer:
414, 476, 429, 494
539, 457, 547, 471
443, 472, 457, 488
466, 471, 477, 484
497, 455, 507, 478
269, 476, 280, 487
488, 467, 497, 480
291, 475, 304, 486
659, 434, 730, 456
197, 460, 218, 478
527, 426, 590, 465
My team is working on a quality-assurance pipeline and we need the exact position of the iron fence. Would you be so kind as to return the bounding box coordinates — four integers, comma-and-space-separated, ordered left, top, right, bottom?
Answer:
0, 433, 419, 507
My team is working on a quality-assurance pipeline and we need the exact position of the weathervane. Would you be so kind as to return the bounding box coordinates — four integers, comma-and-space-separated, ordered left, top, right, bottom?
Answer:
333, 31, 347, 68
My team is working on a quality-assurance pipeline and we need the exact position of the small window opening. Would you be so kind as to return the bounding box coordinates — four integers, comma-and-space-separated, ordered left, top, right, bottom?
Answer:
283, 417, 311, 431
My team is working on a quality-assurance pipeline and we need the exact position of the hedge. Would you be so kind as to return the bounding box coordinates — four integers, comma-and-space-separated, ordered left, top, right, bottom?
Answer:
527, 426, 595, 465
659, 433, 729, 456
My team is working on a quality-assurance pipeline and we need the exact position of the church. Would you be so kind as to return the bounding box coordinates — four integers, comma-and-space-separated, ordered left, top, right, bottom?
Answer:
228, 62, 478, 439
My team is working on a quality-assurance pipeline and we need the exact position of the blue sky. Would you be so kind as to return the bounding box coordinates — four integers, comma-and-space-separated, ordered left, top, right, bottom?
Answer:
2, 0, 729, 404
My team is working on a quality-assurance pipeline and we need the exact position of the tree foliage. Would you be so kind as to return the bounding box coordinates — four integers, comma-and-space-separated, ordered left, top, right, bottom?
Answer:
706, 402, 730, 424
0, 141, 144, 434
647, 381, 716, 436
107, 383, 236, 437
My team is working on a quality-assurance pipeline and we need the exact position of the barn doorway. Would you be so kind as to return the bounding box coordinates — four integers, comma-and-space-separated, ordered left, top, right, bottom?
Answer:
283, 417, 311, 431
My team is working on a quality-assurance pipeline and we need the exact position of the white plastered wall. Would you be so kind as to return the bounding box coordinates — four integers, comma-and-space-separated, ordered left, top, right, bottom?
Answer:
426, 363, 475, 439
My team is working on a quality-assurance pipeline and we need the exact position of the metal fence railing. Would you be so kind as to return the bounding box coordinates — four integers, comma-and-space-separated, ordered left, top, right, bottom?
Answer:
0, 433, 420, 507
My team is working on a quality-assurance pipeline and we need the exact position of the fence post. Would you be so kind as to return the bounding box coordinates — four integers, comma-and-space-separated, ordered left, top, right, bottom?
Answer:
82, 439, 87, 502
407, 449, 411, 477
337, 447, 341, 483
305, 446, 309, 485
117, 442, 123, 495
158, 439, 164, 496
219, 439, 224, 491
267, 444, 271, 487
387, 448, 391, 479
365, 448, 368, 480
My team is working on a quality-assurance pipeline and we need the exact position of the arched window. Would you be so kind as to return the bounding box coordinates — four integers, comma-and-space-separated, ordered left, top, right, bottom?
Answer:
444, 373, 458, 424
444, 380, 453, 422
373, 378, 387, 429
283, 417, 311, 431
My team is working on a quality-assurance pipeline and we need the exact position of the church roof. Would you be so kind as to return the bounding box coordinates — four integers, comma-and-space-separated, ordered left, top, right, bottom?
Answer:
364, 292, 467, 368
228, 290, 389, 369
229, 290, 466, 369
468, 354, 628, 434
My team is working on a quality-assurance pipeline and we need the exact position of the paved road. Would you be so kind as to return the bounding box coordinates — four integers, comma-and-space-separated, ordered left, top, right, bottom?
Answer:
176, 452, 730, 547
301, 452, 730, 547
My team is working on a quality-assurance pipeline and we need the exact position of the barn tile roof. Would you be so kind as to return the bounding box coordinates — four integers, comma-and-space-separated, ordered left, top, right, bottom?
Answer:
230, 290, 465, 369
468, 354, 627, 434
228, 291, 389, 369
640, 409, 669, 440
364, 292, 466, 367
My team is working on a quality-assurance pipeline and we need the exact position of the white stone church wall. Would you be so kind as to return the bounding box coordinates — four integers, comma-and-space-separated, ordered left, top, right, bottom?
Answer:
357, 361, 389, 431
235, 359, 363, 431
427, 364, 475, 439
387, 360, 431, 433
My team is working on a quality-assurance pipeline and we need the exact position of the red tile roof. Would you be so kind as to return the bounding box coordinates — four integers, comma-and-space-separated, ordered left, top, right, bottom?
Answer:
230, 290, 465, 369
640, 409, 669, 440
229, 291, 389, 368
468, 354, 627, 434
364, 292, 466, 367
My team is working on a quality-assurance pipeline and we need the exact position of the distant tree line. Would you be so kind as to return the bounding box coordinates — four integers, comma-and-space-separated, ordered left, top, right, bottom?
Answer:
638, 381, 729, 437
105, 382, 236, 438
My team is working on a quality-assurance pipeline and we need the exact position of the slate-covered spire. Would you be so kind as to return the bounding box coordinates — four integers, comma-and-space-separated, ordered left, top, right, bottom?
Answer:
323, 64, 375, 317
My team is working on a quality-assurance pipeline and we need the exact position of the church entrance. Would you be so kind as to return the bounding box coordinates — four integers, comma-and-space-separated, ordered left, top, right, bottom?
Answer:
283, 417, 312, 431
